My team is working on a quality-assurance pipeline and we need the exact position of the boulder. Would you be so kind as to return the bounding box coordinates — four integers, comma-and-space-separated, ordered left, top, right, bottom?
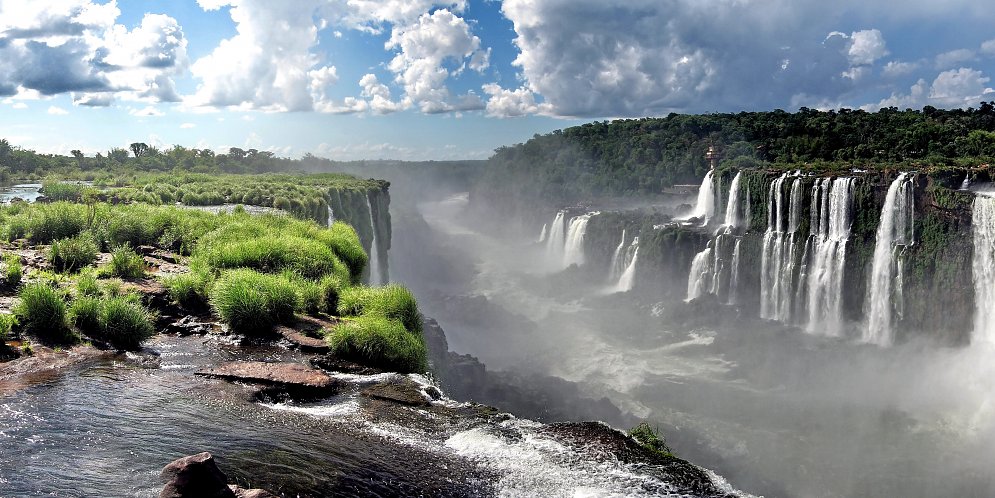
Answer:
159, 452, 236, 498
361, 378, 432, 407
229, 485, 279, 498
276, 325, 329, 353
196, 361, 338, 400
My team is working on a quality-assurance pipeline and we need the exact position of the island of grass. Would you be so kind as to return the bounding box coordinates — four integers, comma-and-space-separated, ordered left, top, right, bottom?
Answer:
0, 197, 426, 374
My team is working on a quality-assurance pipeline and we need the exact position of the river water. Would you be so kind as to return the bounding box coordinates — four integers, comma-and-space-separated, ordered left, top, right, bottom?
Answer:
405, 192, 995, 498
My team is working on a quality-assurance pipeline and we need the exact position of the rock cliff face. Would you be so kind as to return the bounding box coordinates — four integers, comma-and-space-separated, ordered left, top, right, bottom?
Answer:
574, 167, 979, 345
324, 182, 392, 283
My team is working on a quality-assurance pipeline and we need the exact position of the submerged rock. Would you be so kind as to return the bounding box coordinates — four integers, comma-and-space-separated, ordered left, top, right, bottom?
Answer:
362, 378, 432, 407
276, 325, 329, 353
195, 361, 338, 400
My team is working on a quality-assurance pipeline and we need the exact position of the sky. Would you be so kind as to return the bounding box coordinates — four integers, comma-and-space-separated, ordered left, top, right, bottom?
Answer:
1, 0, 994, 161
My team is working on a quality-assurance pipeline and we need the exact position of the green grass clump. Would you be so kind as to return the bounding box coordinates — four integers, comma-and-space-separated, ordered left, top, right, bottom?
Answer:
198, 233, 344, 280
13, 283, 70, 342
320, 275, 344, 315
50, 233, 98, 273
6, 202, 90, 243
296, 279, 324, 315
0, 313, 15, 342
70, 295, 155, 350
102, 245, 146, 278
323, 221, 368, 283
325, 316, 427, 373
337, 284, 422, 334
209, 269, 299, 335
75, 271, 101, 297
164, 270, 210, 309
3, 253, 22, 287
629, 423, 672, 457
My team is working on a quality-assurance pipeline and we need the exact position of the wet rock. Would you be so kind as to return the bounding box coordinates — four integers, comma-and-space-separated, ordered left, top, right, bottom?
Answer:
310, 353, 384, 375
165, 315, 214, 335
196, 361, 338, 400
276, 325, 329, 353
362, 378, 432, 407
422, 317, 449, 371
159, 452, 236, 498
228, 485, 278, 498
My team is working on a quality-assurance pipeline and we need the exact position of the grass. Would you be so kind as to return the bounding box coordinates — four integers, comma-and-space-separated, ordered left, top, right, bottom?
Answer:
3, 253, 21, 287
628, 423, 672, 457
209, 269, 299, 335
325, 316, 427, 373
70, 294, 155, 350
0, 313, 14, 342
337, 284, 422, 334
102, 245, 146, 278
13, 283, 71, 342
75, 271, 101, 297
320, 275, 344, 315
49, 233, 98, 273
164, 271, 210, 309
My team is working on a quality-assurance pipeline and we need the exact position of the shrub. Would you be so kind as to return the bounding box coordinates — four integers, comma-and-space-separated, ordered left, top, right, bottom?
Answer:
14, 283, 70, 341
3, 253, 21, 287
50, 233, 98, 273
209, 269, 299, 335
42, 180, 85, 202
325, 316, 427, 373
103, 245, 146, 278
24, 203, 90, 243
337, 284, 422, 334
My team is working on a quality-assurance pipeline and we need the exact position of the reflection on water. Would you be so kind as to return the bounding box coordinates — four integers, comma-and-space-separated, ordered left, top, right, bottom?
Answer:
0, 183, 42, 203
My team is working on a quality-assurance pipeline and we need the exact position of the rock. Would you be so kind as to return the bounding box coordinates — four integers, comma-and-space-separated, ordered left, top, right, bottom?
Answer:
196, 361, 338, 400
159, 452, 236, 498
421, 317, 449, 372
310, 354, 384, 375
276, 325, 329, 353
165, 315, 214, 335
362, 378, 432, 407
229, 485, 279, 498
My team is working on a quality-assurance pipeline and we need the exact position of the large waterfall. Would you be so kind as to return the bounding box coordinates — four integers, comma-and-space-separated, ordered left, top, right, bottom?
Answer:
563, 213, 594, 267
609, 229, 627, 281
366, 195, 383, 285
687, 170, 715, 224
973, 195, 995, 344
806, 177, 855, 337
611, 237, 639, 293
723, 171, 743, 229
686, 246, 713, 300
760, 174, 802, 322
685, 171, 744, 302
864, 173, 915, 346
545, 211, 567, 264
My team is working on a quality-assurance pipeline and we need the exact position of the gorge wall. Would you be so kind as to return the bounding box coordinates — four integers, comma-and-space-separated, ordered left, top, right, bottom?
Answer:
323, 182, 392, 284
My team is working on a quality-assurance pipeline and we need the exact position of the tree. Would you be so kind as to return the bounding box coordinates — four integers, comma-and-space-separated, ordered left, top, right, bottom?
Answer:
130, 142, 150, 158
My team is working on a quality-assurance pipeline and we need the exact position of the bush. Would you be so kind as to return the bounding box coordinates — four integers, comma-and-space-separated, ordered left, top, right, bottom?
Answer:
164, 271, 209, 309
3, 253, 21, 287
209, 269, 299, 335
50, 233, 98, 273
103, 245, 146, 278
325, 316, 427, 373
14, 283, 70, 341
337, 284, 422, 334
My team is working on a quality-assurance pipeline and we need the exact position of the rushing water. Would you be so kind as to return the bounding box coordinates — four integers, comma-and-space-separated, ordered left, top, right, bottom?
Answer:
366, 195, 383, 285
865, 173, 915, 346
610, 237, 639, 293
806, 177, 855, 337
0, 183, 43, 203
687, 170, 715, 224
563, 213, 595, 268
759, 173, 798, 322
609, 229, 628, 281
723, 172, 743, 230
545, 211, 567, 266
686, 246, 713, 301
973, 194, 995, 344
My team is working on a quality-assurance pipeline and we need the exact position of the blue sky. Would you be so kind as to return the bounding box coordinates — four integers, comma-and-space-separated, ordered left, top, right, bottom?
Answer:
1, 1, 994, 161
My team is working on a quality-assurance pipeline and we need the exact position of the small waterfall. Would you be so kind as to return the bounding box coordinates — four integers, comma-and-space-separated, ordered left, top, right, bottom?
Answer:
687, 170, 715, 224
327, 206, 335, 227
972, 195, 995, 344
686, 246, 713, 301
728, 238, 742, 304
366, 195, 382, 285
806, 177, 855, 337
563, 213, 594, 267
545, 212, 567, 265
612, 237, 639, 293
608, 229, 627, 281
864, 173, 915, 346
961, 174, 971, 191
538, 223, 548, 243
724, 171, 743, 230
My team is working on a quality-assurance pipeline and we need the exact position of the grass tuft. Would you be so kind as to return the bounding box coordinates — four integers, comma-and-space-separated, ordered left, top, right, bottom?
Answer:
209, 269, 299, 335
49, 233, 98, 273
70, 294, 155, 350
337, 284, 422, 334
325, 316, 427, 373
3, 253, 21, 287
102, 245, 146, 278
14, 283, 71, 342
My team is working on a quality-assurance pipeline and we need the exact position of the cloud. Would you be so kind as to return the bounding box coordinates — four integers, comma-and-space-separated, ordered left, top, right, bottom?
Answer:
982, 39, 995, 56
865, 68, 994, 110
11, 102, 27, 109
935, 49, 975, 69
882, 61, 919, 78
0, 2, 187, 104
129, 105, 164, 117
47, 105, 68, 115
482, 83, 550, 117
358, 73, 403, 114
180, 122, 196, 128
845, 29, 888, 66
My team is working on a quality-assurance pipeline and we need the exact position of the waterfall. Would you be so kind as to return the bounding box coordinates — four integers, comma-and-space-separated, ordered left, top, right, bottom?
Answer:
545, 212, 567, 265
326, 206, 335, 227
973, 195, 995, 344
806, 177, 855, 337
687, 246, 713, 301
760, 173, 801, 322
728, 238, 742, 304
687, 170, 715, 224
864, 173, 915, 346
538, 223, 548, 243
612, 237, 639, 293
563, 213, 594, 267
608, 229, 627, 281
366, 195, 383, 285
724, 172, 743, 230
961, 174, 971, 191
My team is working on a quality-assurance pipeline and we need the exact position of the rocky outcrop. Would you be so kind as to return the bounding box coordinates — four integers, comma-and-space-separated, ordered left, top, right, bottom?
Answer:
195, 361, 338, 400
159, 452, 276, 498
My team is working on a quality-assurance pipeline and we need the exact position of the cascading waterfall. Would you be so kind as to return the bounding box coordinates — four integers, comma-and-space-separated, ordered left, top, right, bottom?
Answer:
365, 195, 383, 285
608, 229, 627, 281
724, 171, 743, 229
326, 206, 335, 227
545, 212, 567, 265
972, 195, 995, 344
563, 213, 594, 267
687, 170, 715, 224
806, 177, 855, 337
538, 223, 548, 243
728, 238, 742, 304
760, 173, 802, 322
961, 174, 971, 191
686, 246, 714, 301
864, 173, 914, 346
612, 237, 639, 293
